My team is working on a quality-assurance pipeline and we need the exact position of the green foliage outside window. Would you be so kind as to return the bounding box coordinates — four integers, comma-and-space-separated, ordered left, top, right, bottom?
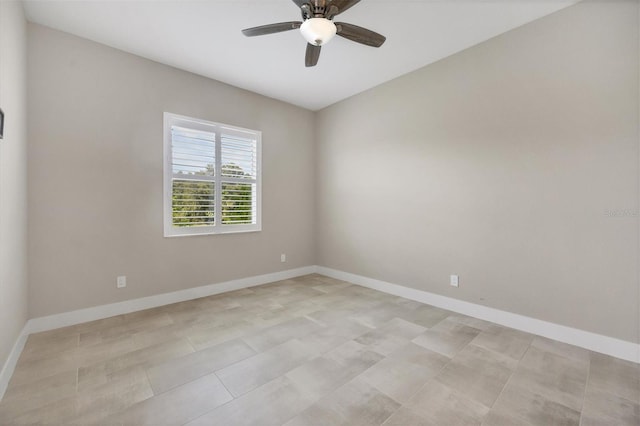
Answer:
172, 163, 253, 227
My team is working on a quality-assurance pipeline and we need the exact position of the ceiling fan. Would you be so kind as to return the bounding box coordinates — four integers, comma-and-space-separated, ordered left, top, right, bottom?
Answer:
241, 0, 386, 67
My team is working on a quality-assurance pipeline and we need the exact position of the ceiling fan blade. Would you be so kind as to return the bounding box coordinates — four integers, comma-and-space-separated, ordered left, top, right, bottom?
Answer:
242, 22, 302, 37
305, 43, 321, 67
335, 22, 386, 47
330, 0, 361, 15
291, 0, 308, 8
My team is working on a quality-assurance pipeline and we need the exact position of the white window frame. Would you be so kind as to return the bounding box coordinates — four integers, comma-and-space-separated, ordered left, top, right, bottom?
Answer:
163, 112, 262, 237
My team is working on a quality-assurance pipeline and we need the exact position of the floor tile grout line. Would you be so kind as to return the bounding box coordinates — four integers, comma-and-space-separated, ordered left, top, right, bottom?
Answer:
578, 354, 592, 426
75, 334, 80, 394
213, 370, 236, 401
407, 323, 521, 424
484, 341, 530, 414
184, 335, 198, 353
370, 344, 452, 423
143, 366, 156, 398
382, 341, 457, 423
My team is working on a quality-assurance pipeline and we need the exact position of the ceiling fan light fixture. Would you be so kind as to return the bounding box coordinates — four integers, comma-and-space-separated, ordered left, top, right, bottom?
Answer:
300, 18, 337, 46
241, 1, 385, 67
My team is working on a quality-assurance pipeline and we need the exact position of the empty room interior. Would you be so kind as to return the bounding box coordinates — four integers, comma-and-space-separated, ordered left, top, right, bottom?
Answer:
0, 0, 639, 425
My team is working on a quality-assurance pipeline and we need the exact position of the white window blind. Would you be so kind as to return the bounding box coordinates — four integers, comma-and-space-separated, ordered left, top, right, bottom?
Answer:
220, 130, 258, 226
164, 113, 261, 236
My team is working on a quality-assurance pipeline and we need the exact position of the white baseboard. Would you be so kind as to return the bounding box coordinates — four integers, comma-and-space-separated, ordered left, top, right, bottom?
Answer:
25, 266, 317, 335
0, 327, 28, 401
316, 266, 640, 364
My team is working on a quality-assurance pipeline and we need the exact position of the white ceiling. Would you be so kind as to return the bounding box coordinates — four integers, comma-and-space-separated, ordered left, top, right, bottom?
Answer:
23, 0, 580, 111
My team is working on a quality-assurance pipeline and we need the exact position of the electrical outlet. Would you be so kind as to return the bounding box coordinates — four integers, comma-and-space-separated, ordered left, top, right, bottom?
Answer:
117, 276, 127, 288
450, 275, 459, 287
280, 253, 286, 263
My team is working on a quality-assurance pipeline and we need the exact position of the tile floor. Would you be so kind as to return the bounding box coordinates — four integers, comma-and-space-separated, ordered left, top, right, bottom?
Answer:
0, 274, 638, 425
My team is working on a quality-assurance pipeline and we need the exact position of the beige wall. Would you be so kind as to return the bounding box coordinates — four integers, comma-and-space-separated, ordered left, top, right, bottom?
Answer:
316, 0, 639, 343
27, 24, 316, 317
0, 1, 29, 366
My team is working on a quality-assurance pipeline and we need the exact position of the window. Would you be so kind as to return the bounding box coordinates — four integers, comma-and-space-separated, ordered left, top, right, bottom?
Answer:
163, 112, 261, 236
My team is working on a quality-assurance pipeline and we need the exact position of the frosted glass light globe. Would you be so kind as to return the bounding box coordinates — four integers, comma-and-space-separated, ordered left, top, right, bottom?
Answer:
300, 18, 337, 46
